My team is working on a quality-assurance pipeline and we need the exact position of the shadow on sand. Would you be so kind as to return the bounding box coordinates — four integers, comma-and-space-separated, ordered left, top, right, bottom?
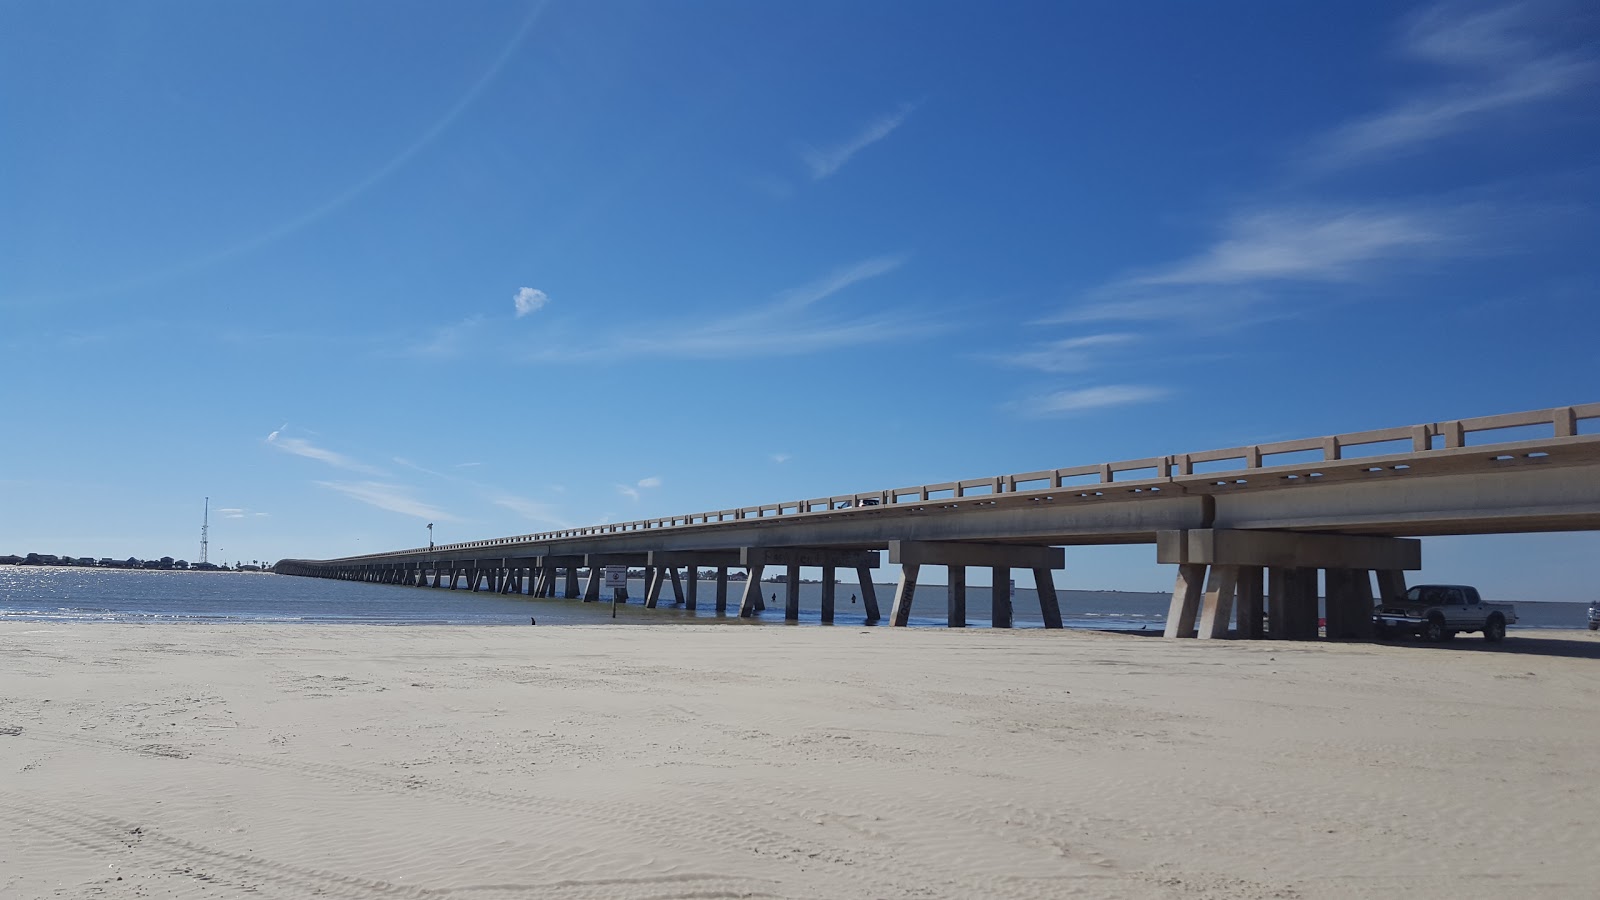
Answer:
1100, 628, 1600, 660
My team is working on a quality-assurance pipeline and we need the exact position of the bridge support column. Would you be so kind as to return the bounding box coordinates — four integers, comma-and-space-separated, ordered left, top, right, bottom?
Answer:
1285, 568, 1320, 640
890, 564, 920, 627
856, 566, 880, 624
889, 541, 1061, 628
1164, 564, 1206, 638
1034, 567, 1063, 629
992, 567, 1011, 628
1197, 565, 1239, 640
583, 568, 600, 602
948, 565, 966, 627
1375, 569, 1408, 605
1161, 530, 1421, 640
669, 566, 685, 605
785, 564, 801, 621
715, 567, 728, 612
739, 565, 765, 617
686, 568, 698, 610
821, 565, 836, 623
565, 567, 579, 599
1324, 568, 1352, 638
737, 549, 879, 619
1237, 566, 1265, 638
645, 568, 664, 609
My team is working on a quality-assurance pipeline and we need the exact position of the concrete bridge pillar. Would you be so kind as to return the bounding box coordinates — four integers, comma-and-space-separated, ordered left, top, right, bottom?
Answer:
991, 566, 1011, 629
644, 567, 665, 609
785, 564, 801, 621
821, 565, 836, 623
1161, 530, 1419, 640
1237, 566, 1265, 638
739, 565, 765, 618
564, 567, 579, 599
686, 568, 698, 610
886, 541, 1063, 628
856, 566, 881, 624
737, 548, 879, 622
715, 567, 728, 612
948, 565, 966, 627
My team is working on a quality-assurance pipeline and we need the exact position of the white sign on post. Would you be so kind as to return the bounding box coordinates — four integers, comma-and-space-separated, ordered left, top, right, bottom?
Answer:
604, 566, 628, 589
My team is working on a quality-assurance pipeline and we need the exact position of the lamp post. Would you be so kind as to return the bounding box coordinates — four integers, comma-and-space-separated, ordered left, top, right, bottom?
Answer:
427, 523, 434, 550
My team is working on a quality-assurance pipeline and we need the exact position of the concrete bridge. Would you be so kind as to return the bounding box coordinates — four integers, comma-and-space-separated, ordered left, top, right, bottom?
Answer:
276, 403, 1600, 639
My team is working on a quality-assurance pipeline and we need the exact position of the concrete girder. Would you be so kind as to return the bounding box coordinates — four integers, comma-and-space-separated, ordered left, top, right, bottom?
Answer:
888, 540, 1063, 569
646, 550, 742, 567
1158, 529, 1420, 571
739, 547, 881, 568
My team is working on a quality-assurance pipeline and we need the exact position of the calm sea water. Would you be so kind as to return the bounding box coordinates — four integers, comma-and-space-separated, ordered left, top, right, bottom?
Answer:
0, 567, 1588, 630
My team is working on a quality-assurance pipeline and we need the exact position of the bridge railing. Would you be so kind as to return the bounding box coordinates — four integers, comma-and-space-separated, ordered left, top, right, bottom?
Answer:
332, 403, 1599, 562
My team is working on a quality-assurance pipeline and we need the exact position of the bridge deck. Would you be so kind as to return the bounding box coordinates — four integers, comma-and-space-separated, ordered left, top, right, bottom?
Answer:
281, 404, 1600, 570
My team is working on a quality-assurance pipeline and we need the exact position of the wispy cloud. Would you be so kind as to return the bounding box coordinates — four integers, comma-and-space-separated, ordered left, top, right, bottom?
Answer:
801, 103, 917, 180
1006, 385, 1170, 418
402, 316, 485, 360
487, 492, 568, 527
265, 430, 385, 475
522, 255, 938, 362
989, 333, 1138, 373
771, 452, 792, 464
216, 507, 271, 519
616, 484, 640, 502
315, 481, 460, 521
1305, 2, 1595, 170
1052, 204, 1463, 325
636, 476, 662, 489
513, 287, 550, 317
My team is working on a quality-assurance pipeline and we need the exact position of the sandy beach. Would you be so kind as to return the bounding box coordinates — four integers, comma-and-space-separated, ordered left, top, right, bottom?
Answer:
2, 623, 1597, 899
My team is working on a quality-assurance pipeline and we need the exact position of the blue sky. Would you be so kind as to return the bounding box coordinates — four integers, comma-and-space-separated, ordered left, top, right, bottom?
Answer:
3, 1, 1597, 598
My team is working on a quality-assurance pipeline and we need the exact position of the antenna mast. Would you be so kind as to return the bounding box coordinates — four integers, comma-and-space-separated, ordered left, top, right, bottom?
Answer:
200, 497, 210, 564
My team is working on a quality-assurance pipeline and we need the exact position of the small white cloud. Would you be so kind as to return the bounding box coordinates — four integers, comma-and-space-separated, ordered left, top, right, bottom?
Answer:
616, 484, 641, 502
636, 476, 662, 489
455, 462, 482, 468
771, 453, 792, 464
1008, 385, 1170, 418
514, 287, 550, 318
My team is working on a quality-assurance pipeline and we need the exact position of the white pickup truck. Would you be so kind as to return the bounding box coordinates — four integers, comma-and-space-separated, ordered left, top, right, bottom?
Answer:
1373, 584, 1516, 643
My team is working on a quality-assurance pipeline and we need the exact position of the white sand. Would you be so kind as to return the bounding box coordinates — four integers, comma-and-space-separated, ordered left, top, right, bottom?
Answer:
2, 623, 1597, 899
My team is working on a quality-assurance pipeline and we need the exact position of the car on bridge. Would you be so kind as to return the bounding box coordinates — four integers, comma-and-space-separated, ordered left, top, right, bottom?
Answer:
1588, 601, 1599, 631
1374, 585, 1516, 643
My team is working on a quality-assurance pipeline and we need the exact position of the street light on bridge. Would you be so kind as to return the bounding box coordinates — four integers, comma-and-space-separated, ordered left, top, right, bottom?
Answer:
427, 523, 433, 550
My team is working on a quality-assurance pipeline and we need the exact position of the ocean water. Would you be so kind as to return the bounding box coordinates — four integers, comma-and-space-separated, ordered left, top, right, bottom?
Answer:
0, 567, 1588, 631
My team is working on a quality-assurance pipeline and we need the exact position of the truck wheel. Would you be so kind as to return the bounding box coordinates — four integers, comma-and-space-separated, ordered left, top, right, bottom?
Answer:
1422, 615, 1447, 643
1484, 615, 1506, 643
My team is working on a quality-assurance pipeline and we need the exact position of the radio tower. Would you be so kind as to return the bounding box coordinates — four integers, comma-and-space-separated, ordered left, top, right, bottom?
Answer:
200, 497, 210, 565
